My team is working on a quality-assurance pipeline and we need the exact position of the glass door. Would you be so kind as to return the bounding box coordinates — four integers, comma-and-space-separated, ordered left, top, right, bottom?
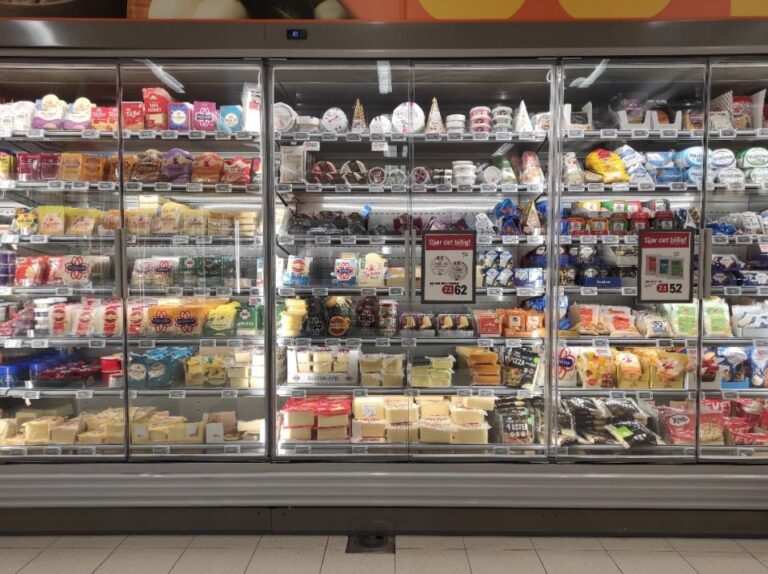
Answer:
554, 59, 706, 460
271, 61, 413, 459
120, 61, 266, 460
0, 61, 125, 460
407, 61, 553, 459
701, 59, 768, 461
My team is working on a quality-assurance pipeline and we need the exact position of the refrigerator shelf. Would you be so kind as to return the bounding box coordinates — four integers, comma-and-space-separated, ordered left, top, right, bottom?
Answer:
563, 129, 702, 141
710, 286, 768, 296
0, 337, 123, 348
0, 388, 122, 398
126, 235, 263, 246
123, 182, 261, 194
5, 286, 116, 296
129, 287, 263, 297
275, 336, 544, 347
275, 131, 547, 143
559, 337, 694, 346
129, 442, 264, 456
123, 129, 259, 141
127, 388, 265, 398
0, 444, 123, 458
558, 388, 693, 398
277, 385, 535, 397
127, 337, 264, 347
279, 183, 545, 195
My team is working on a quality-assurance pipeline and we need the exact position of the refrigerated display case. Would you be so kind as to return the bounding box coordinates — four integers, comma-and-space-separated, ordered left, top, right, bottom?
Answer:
118, 61, 267, 460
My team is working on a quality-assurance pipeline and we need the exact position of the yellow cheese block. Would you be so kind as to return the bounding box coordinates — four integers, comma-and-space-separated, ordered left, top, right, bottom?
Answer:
419, 424, 453, 444
381, 373, 404, 387
462, 396, 497, 411
386, 423, 413, 443
0, 419, 17, 439
281, 426, 312, 441
317, 413, 349, 428
449, 405, 487, 425
316, 426, 348, 441
385, 403, 419, 425
78, 431, 105, 444
452, 424, 489, 445
166, 424, 186, 443
50, 423, 79, 445
282, 410, 314, 428
130, 423, 149, 445
24, 417, 63, 445
352, 419, 386, 440
420, 401, 450, 418
361, 373, 382, 387
353, 397, 385, 420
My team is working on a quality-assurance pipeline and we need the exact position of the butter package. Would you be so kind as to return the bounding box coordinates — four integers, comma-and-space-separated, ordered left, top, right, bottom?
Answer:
218, 105, 244, 132
192, 101, 218, 132
168, 102, 193, 131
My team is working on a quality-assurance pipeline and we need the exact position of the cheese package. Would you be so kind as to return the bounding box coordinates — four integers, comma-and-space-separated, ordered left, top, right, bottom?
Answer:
80, 154, 107, 182
192, 101, 218, 132
37, 206, 68, 235
58, 153, 84, 181
353, 397, 385, 420
121, 101, 145, 132
191, 152, 224, 183
142, 87, 173, 130
352, 419, 386, 440
453, 423, 490, 445
91, 107, 118, 131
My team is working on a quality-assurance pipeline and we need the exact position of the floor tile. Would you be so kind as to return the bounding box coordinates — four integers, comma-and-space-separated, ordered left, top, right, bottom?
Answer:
0, 548, 44, 574
395, 549, 471, 574
95, 548, 184, 574
170, 548, 254, 574
753, 553, 768, 568
325, 536, 348, 551
739, 540, 768, 554
258, 536, 328, 550
466, 549, 545, 574
0, 537, 57, 549
320, 551, 394, 574
51, 536, 126, 549
395, 535, 465, 549
537, 550, 621, 574
119, 535, 193, 549
532, 537, 603, 551
599, 537, 674, 551
681, 552, 768, 574
246, 547, 325, 574
188, 535, 261, 549
609, 550, 697, 574
18, 548, 113, 574
463, 536, 534, 550
668, 538, 744, 552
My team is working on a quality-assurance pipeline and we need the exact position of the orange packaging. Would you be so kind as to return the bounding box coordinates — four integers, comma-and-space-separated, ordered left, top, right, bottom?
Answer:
81, 155, 107, 182
101, 209, 121, 231
58, 153, 84, 181
191, 152, 224, 183
473, 310, 501, 336
500, 308, 527, 334
472, 374, 502, 386
470, 364, 501, 376
108, 155, 138, 182
525, 310, 545, 334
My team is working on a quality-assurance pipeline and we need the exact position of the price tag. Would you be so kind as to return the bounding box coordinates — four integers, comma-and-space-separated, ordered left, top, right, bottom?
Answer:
3, 340, 20, 349
346, 133, 362, 142
660, 128, 678, 138
758, 128, 768, 138
324, 338, 342, 348
501, 184, 518, 193
636, 391, 654, 401
503, 235, 519, 245
477, 234, 492, 246
581, 235, 597, 245
477, 338, 494, 348
165, 287, 183, 297
0, 129, 10, 139
436, 184, 451, 193
425, 132, 441, 141
124, 182, 141, 192
303, 140, 320, 151
214, 131, 232, 141
290, 132, 308, 142
371, 141, 388, 152
621, 287, 638, 296
215, 287, 233, 297
69, 180, 89, 192
494, 131, 512, 141
486, 287, 503, 296
335, 183, 351, 193
478, 388, 495, 397
47, 180, 65, 191
612, 183, 629, 192
602, 235, 619, 244
305, 183, 322, 193
609, 390, 627, 399
314, 235, 331, 246
154, 182, 171, 192
8, 447, 27, 456
517, 288, 534, 297
401, 338, 417, 348
31, 339, 49, 349
719, 129, 737, 139
340, 235, 357, 246
169, 390, 186, 399
504, 338, 523, 349
389, 287, 405, 296
278, 235, 294, 246
656, 339, 673, 348
631, 129, 649, 139
23, 391, 40, 400
277, 183, 293, 193
88, 339, 107, 349
215, 183, 233, 193
160, 130, 178, 140
473, 132, 489, 141
625, 235, 638, 244
138, 129, 156, 139
528, 182, 543, 193
457, 388, 473, 397
493, 447, 510, 455
1, 233, 18, 244
75, 390, 94, 400
139, 340, 156, 349
43, 446, 62, 456
759, 286, 768, 296
26, 129, 44, 139
736, 235, 753, 244
171, 235, 189, 245
184, 182, 203, 193
151, 445, 170, 455
0, 286, 12, 296
567, 129, 584, 139
480, 184, 496, 194
391, 184, 406, 193
188, 130, 205, 140
195, 235, 213, 245
312, 287, 329, 297
97, 181, 117, 192
516, 390, 532, 399
411, 184, 426, 193
724, 286, 743, 296
559, 235, 572, 245
670, 181, 687, 192
360, 288, 377, 297
346, 338, 362, 350
737, 448, 755, 457
518, 131, 535, 141
370, 236, 385, 245
566, 184, 585, 192
223, 444, 241, 454
221, 389, 239, 399
321, 132, 337, 142
600, 129, 618, 139
375, 337, 391, 347
580, 287, 598, 296
593, 340, 611, 356
638, 182, 656, 192
457, 184, 472, 193
448, 132, 462, 140
587, 183, 604, 192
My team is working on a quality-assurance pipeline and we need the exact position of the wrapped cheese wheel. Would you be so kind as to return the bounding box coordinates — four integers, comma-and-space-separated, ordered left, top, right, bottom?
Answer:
585, 148, 629, 184
132, 149, 163, 182
220, 156, 252, 185
160, 148, 193, 184
191, 152, 224, 184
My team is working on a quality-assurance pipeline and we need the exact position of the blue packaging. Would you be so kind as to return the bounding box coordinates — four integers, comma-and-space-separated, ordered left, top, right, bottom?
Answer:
168, 102, 193, 131
674, 146, 711, 169
217, 105, 244, 132
644, 151, 675, 170
0, 365, 22, 388
654, 167, 684, 183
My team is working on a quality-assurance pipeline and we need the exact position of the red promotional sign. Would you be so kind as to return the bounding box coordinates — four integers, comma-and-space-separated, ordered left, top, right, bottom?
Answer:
421, 231, 476, 304
638, 230, 694, 303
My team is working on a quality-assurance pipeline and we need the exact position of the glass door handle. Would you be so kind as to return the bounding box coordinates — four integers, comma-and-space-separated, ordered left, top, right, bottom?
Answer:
114, 228, 126, 299
701, 228, 712, 299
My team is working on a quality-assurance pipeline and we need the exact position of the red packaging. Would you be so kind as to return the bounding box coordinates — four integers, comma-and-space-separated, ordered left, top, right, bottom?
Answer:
724, 416, 752, 435
121, 102, 145, 132
660, 408, 695, 444
699, 410, 725, 444
220, 156, 253, 185
38, 153, 61, 181
14, 256, 46, 287
49, 303, 68, 336
142, 87, 173, 130
16, 153, 40, 182
45, 255, 63, 285
73, 304, 96, 337
730, 430, 768, 446
101, 303, 122, 338
702, 397, 731, 416
91, 107, 118, 132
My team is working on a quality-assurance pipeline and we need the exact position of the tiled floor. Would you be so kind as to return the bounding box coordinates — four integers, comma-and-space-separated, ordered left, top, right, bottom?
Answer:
0, 535, 766, 574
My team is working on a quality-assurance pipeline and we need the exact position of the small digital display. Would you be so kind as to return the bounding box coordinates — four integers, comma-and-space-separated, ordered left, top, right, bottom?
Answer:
287, 29, 308, 40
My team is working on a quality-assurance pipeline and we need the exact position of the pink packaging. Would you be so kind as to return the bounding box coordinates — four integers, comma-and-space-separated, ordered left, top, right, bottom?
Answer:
192, 101, 218, 132
121, 102, 145, 132
16, 153, 40, 182
142, 87, 173, 130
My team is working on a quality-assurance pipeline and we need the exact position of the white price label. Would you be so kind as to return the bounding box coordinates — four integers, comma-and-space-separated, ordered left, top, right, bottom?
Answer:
124, 182, 141, 192
303, 140, 320, 151
171, 235, 189, 245
47, 180, 64, 191
321, 132, 337, 141
195, 235, 213, 245
361, 288, 377, 296
75, 390, 94, 399
71, 181, 89, 192
389, 287, 405, 296
43, 446, 62, 456
480, 184, 496, 193
567, 129, 584, 139
719, 129, 737, 139
621, 287, 638, 296
341, 236, 357, 246
580, 287, 598, 296
670, 182, 687, 191
724, 286, 743, 296
495, 131, 512, 141
305, 183, 322, 193
602, 235, 619, 244
371, 141, 388, 152
3, 340, 21, 349
89, 339, 106, 349
486, 287, 503, 296
436, 184, 452, 193
375, 338, 391, 347
0, 286, 12, 296
370, 237, 385, 245
501, 184, 518, 193
0, 233, 18, 244
587, 183, 605, 192
503, 235, 519, 245
221, 389, 238, 399
473, 132, 490, 141
215, 131, 232, 140
391, 184, 406, 193
186, 182, 204, 193
477, 234, 492, 246
23, 391, 40, 400
581, 235, 597, 245
154, 182, 171, 192
567, 184, 585, 192
457, 184, 472, 193
335, 183, 350, 193
138, 129, 156, 139
638, 182, 656, 191
448, 132, 462, 140
27, 129, 44, 139
560, 235, 572, 245
138, 340, 156, 349
612, 183, 629, 192
631, 129, 649, 139
410, 184, 425, 193
346, 133, 362, 142
477, 338, 494, 347
660, 128, 678, 138
600, 129, 618, 139
505, 339, 522, 348
277, 183, 292, 193
215, 183, 233, 193
517, 288, 534, 297
188, 130, 205, 140
425, 132, 441, 141
169, 390, 186, 399
97, 181, 117, 191
312, 287, 329, 296
31, 339, 49, 349
401, 338, 417, 348
160, 130, 178, 140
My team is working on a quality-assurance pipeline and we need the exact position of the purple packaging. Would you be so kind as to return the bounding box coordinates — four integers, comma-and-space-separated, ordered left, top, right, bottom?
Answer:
192, 101, 218, 132
160, 148, 193, 184
168, 102, 193, 131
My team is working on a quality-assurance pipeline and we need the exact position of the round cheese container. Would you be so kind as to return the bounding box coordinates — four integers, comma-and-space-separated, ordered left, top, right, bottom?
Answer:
296, 116, 321, 132
493, 115, 513, 127
411, 166, 431, 185
369, 115, 393, 134
471, 123, 492, 133
392, 102, 425, 134
737, 147, 768, 169
492, 106, 513, 117
386, 168, 407, 185
716, 166, 745, 185
746, 167, 768, 183
455, 174, 476, 186
711, 148, 736, 169
447, 114, 466, 122
340, 160, 367, 184
368, 166, 386, 184
273, 102, 297, 133
471, 112, 492, 124
483, 166, 502, 185
674, 146, 711, 169
470, 106, 491, 119
321, 107, 349, 133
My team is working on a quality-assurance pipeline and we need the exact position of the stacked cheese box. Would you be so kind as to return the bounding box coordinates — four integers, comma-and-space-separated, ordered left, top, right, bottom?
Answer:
409, 356, 455, 388
184, 346, 264, 389
416, 395, 494, 445
352, 395, 418, 443
130, 408, 263, 445
457, 346, 501, 386
280, 396, 352, 441
359, 353, 405, 387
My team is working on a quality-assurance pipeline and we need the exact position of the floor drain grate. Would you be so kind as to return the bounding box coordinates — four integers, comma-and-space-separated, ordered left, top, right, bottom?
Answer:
346, 535, 395, 554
